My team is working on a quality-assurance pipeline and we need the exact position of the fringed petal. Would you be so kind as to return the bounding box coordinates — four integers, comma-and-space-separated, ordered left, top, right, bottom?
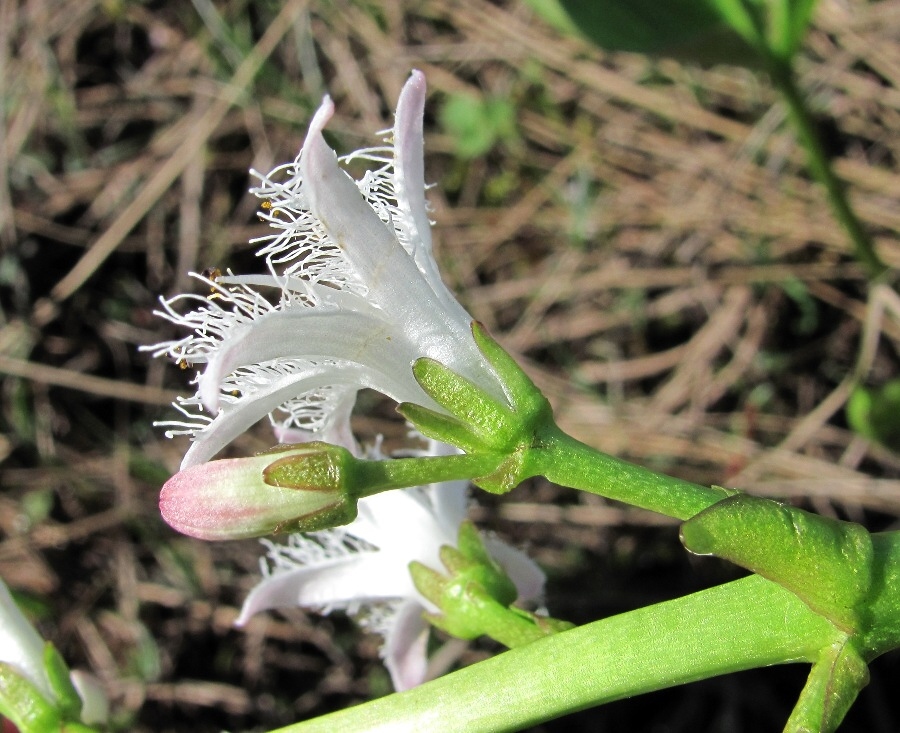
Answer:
181, 362, 388, 469
195, 307, 421, 412
392, 70, 433, 264
236, 553, 413, 625
300, 95, 431, 322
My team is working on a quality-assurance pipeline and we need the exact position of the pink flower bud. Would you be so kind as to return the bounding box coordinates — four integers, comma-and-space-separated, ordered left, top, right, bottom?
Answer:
159, 443, 358, 540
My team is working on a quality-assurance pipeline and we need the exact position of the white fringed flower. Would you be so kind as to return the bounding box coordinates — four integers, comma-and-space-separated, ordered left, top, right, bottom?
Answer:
147, 71, 547, 691
235, 441, 545, 691
146, 70, 500, 469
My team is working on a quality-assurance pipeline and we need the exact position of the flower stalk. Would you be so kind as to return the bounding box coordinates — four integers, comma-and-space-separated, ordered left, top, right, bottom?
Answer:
160, 442, 504, 540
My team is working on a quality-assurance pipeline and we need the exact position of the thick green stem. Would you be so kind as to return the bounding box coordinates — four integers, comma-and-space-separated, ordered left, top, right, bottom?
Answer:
769, 60, 886, 279
859, 532, 900, 656
528, 424, 729, 520
272, 575, 837, 733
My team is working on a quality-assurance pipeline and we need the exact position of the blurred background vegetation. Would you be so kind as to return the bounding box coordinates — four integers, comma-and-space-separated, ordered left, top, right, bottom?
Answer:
1, 0, 899, 730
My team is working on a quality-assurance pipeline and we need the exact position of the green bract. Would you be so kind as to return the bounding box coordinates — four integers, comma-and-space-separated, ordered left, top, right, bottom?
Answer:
681, 494, 873, 632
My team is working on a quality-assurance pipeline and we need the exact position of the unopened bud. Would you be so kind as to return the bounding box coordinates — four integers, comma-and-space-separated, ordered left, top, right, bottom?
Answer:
160, 442, 359, 540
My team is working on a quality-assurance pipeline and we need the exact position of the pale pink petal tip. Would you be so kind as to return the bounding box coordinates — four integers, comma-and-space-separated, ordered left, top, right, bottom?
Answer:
306, 95, 335, 142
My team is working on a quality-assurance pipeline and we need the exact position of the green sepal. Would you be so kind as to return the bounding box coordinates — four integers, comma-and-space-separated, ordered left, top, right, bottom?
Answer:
397, 398, 527, 493
270, 499, 358, 536
470, 322, 551, 422
410, 521, 573, 648
413, 568, 572, 649
410, 357, 519, 441
404, 323, 553, 456
680, 495, 873, 631
784, 638, 869, 733
408, 561, 447, 612
261, 442, 354, 490
43, 642, 82, 720
0, 661, 61, 733
396, 401, 486, 454
446, 521, 518, 606
410, 523, 517, 617
421, 582, 511, 642
410, 521, 528, 640
400, 322, 554, 495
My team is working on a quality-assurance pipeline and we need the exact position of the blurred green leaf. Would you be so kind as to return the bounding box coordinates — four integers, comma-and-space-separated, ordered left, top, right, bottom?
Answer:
708, 0, 819, 61
526, 0, 819, 67
128, 623, 161, 682
526, 0, 762, 66
128, 453, 172, 487
21, 490, 54, 527
847, 380, 900, 451
440, 94, 517, 159
781, 277, 819, 336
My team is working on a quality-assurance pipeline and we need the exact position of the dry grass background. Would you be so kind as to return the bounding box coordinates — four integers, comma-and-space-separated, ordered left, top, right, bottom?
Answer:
2, 0, 900, 730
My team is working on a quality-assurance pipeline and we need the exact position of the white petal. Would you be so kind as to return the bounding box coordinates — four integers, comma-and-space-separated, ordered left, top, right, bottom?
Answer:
393, 71, 474, 323
236, 553, 413, 624
382, 598, 430, 691
198, 308, 421, 412
183, 362, 387, 468
350, 489, 457, 569
301, 95, 432, 322
68, 670, 109, 726
393, 71, 433, 263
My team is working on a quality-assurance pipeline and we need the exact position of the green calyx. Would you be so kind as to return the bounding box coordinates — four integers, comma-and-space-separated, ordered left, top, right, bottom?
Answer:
411, 521, 518, 640
410, 521, 573, 648
42, 643, 83, 722
261, 443, 360, 534
398, 322, 554, 494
